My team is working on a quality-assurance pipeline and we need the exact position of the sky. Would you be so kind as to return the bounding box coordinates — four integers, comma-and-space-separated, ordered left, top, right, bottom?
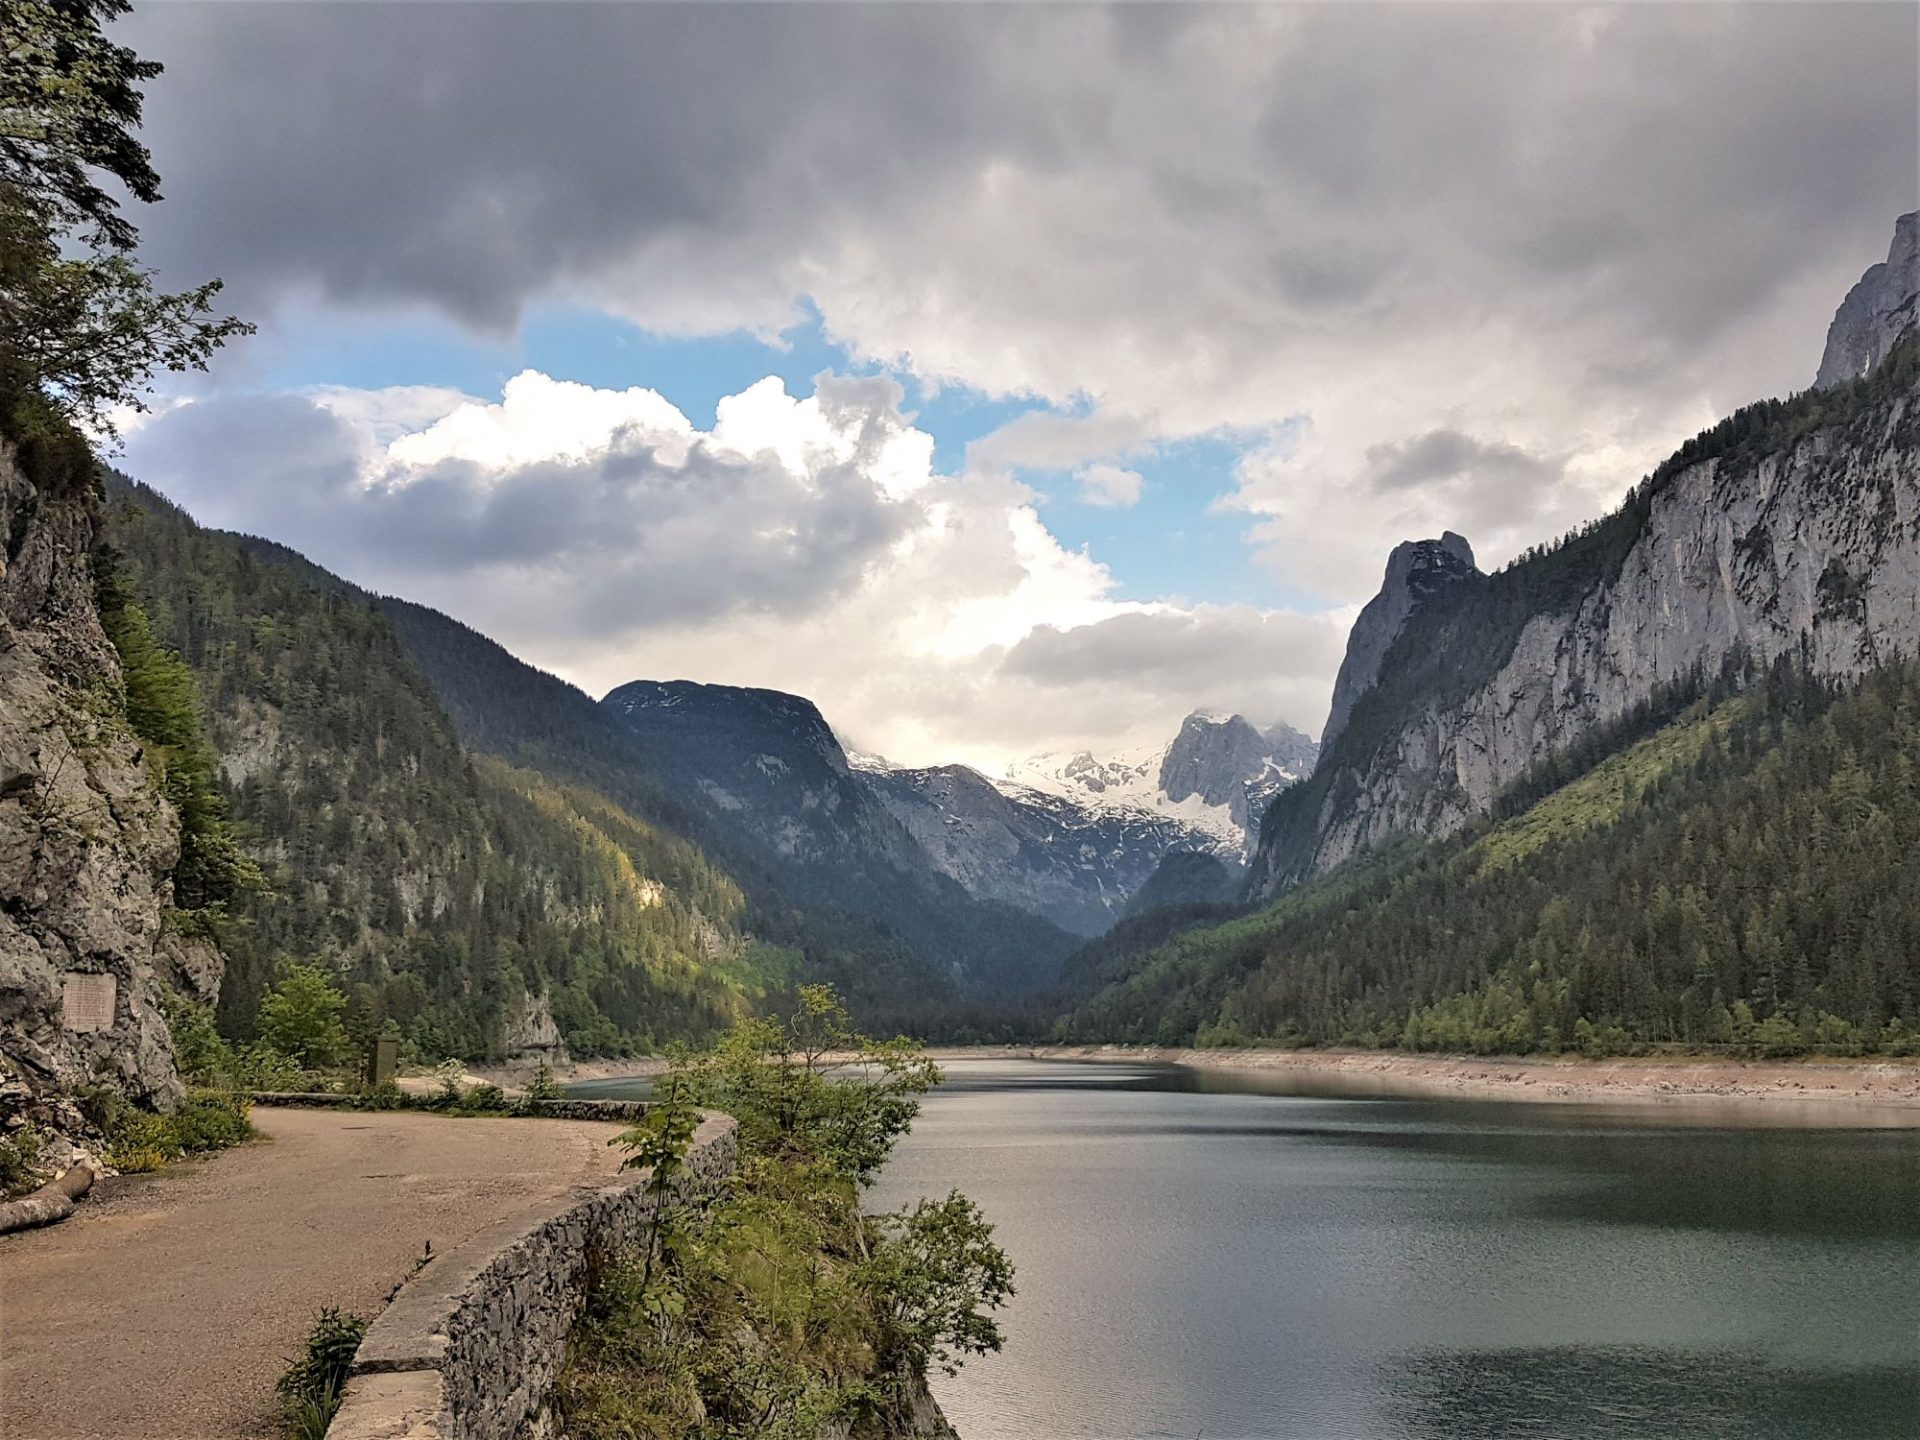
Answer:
108, 2, 1919, 772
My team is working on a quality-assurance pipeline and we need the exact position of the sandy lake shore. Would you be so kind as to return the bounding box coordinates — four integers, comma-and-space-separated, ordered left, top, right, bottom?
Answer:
525, 1045, 1920, 1124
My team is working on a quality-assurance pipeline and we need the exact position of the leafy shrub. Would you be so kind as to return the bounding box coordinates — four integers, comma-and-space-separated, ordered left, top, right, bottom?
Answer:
276, 1307, 366, 1439
524, 1060, 561, 1101
258, 962, 353, 1070
0, 1127, 47, 1200
460, 1082, 508, 1113
558, 986, 1011, 1439
104, 1090, 252, 1173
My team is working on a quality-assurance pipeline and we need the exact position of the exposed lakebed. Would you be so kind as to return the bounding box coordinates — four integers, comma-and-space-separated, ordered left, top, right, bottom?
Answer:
577, 1057, 1920, 1439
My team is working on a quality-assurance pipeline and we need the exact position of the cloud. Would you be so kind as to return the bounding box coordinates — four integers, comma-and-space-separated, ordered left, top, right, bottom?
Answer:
120, 2, 1917, 611
124, 373, 1340, 769
126, 372, 916, 632
102, 4, 1920, 761
1075, 463, 1143, 509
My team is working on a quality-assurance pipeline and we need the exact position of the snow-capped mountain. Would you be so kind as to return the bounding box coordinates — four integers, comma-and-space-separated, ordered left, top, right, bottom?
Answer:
1000, 712, 1319, 862
864, 764, 1195, 936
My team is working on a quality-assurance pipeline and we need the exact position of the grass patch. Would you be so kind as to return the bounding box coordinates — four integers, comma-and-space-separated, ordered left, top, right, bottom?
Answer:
88, 1088, 254, 1174
276, 1307, 367, 1440
1472, 697, 1748, 873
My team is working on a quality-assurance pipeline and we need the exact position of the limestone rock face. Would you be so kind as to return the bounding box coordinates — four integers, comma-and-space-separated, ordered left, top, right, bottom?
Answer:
1321, 532, 1480, 746
0, 444, 211, 1128
866, 763, 1192, 936
501, 989, 568, 1063
1816, 211, 1919, 389
1254, 213, 1920, 897
1256, 365, 1920, 892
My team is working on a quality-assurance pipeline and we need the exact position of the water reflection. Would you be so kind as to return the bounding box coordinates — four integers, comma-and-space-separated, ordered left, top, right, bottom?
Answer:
862, 1059, 1920, 1440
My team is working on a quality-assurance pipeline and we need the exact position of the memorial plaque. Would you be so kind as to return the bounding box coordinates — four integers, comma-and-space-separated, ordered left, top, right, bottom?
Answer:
62, 973, 117, 1033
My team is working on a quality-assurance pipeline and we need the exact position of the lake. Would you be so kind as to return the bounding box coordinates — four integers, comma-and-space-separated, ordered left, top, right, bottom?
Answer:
571, 1056, 1920, 1439
865, 1058, 1920, 1440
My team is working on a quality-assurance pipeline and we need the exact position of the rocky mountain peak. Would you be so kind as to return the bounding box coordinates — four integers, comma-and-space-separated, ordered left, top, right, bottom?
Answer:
601, 678, 850, 772
1158, 710, 1320, 837
1816, 210, 1919, 390
1159, 713, 1273, 807
1321, 531, 1481, 747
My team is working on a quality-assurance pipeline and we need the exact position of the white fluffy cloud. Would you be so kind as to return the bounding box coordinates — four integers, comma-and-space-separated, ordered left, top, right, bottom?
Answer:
1074, 463, 1144, 509
124, 373, 1331, 769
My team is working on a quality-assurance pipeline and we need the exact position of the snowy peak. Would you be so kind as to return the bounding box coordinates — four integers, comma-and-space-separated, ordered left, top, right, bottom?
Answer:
1000, 710, 1318, 860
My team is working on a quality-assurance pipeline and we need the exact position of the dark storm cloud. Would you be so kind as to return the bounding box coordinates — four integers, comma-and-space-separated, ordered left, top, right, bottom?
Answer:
121, 2, 1916, 394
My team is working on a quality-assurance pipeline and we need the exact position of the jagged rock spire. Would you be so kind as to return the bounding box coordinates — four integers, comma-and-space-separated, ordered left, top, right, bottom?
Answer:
1816, 211, 1919, 390
1321, 532, 1479, 747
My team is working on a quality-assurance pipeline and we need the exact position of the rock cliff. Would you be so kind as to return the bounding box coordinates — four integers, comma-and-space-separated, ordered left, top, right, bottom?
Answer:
1254, 213, 1920, 895
1320, 532, 1479, 747
1816, 210, 1919, 389
866, 763, 1191, 935
0, 444, 213, 1135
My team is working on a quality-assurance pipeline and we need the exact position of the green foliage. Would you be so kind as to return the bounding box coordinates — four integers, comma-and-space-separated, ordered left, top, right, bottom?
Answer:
1075, 657, 1920, 1058
524, 1059, 561, 1101
95, 570, 260, 914
0, 1126, 47, 1200
0, 0, 249, 438
101, 480, 756, 1060
104, 1090, 252, 1173
275, 1307, 366, 1440
557, 988, 1010, 1440
257, 961, 353, 1071
666, 985, 940, 1186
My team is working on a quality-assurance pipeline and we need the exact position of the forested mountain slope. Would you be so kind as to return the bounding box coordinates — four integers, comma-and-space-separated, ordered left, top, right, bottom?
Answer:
1068, 658, 1920, 1055
102, 479, 757, 1058
1255, 331, 1920, 893
375, 599, 1057, 1006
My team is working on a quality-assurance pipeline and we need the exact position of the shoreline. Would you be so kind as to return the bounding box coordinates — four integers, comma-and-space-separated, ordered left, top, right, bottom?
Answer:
537, 1045, 1920, 1123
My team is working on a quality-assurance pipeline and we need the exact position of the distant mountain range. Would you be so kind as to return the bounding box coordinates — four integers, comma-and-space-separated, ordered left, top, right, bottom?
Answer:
605, 681, 1317, 939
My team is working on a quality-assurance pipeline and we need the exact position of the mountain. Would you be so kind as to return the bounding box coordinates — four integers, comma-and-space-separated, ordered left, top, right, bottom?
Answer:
1321, 533, 1479, 747
598, 680, 1078, 992
1816, 211, 1919, 389
1069, 659, 1920, 1054
863, 763, 1192, 936
1252, 211, 1920, 897
1003, 710, 1319, 862
369, 600, 962, 1021
100, 480, 758, 1059
1121, 850, 1245, 918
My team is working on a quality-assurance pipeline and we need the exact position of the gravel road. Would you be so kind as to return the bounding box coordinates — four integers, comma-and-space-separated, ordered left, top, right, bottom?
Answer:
0, 1106, 630, 1440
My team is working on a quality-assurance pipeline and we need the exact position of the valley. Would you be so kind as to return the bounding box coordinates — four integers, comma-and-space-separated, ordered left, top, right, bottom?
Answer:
2, 8, 1918, 1439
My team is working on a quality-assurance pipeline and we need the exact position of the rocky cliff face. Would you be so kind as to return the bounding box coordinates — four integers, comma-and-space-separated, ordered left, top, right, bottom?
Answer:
0, 445, 212, 1133
1816, 211, 1919, 389
1004, 710, 1319, 863
866, 763, 1192, 935
1320, 532, 1479, 747
1254, 214, 1920, 895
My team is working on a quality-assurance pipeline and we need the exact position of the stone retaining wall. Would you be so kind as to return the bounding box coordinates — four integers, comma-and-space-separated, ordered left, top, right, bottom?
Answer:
325, 1110, 737, 1440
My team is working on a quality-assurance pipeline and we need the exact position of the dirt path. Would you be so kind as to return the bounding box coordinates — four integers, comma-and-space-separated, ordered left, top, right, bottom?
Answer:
0, 1106, 630, 1440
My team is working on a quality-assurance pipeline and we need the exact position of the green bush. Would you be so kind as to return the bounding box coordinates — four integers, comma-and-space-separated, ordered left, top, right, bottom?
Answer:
557, 987, 1011, 1439
104, 1090, 252, 1173
258, 962, 353, 1070
276, 1307, 367, 1440
0, 1127, 47, 1200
